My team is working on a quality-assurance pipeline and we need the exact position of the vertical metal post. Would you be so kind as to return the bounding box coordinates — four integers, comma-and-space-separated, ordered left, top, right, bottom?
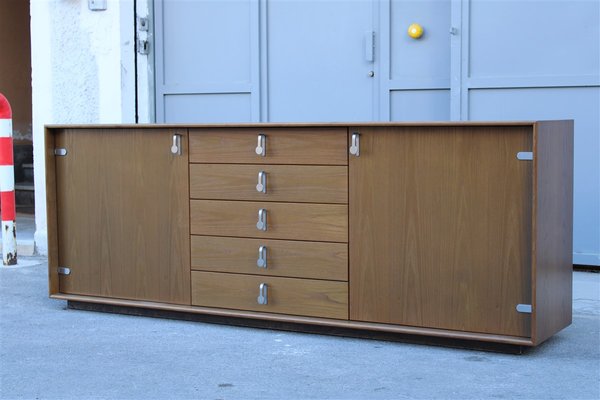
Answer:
0, 93, 17, 265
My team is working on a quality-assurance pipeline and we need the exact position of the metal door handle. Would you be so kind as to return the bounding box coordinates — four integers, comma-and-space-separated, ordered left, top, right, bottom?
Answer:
256, 134, 266, 157
256, 171, 267, 193
257, 245, 267, 268
256, 208, 267, 231
257, 283, 268, 305
350, 133, 360, 156
171, 134, 182, 155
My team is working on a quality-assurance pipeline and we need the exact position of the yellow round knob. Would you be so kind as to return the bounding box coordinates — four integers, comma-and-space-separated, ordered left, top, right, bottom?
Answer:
408, 23, 424, 39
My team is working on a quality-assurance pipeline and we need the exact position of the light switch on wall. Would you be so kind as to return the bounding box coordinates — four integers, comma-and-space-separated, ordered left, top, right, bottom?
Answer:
88, 0, 107, 11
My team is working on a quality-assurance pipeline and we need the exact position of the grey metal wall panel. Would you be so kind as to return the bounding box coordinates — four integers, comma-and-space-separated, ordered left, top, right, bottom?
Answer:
162, 1, 252, 86
382, 0, 451, 121
164, 94, 252, 123
266, 0, 376, 122
390, 89, 450, 120
390, 0, 450, 81
469, 1, 599, 78
155, 0, 260, 123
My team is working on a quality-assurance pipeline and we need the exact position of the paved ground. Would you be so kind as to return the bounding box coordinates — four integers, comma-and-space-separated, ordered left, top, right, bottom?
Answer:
1, 258, 598, 400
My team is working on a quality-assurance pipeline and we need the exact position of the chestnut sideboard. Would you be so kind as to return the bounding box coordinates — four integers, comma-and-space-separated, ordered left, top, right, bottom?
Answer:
46, 121, 573, 348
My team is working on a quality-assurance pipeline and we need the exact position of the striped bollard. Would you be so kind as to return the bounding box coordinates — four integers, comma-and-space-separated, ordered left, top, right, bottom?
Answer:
0, 93, 17, 265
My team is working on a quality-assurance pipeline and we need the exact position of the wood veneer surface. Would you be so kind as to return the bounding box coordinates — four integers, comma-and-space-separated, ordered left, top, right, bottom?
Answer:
533, 120, 574, 344
45, 128, 59, 295
349, 126, 533, 337
191, 271, 349, 319
189, 128, 347, 165
54, 128, 191, 304
190, 164, 348, 204
191, 236, 348, 281
191, 200, 348, 243
45, 121, 573, 347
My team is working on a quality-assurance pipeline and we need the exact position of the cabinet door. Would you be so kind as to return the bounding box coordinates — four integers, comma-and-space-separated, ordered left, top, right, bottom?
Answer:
55, 128, 190, 305
349, 126, 533, 337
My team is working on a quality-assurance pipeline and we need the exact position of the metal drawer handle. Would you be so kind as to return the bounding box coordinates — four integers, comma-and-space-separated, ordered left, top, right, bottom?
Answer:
257, 245, 267, 268
350, 132, 360, 156
171, 134, 182, 155
256, 134, 266, 157
256, 208, 267, 231
257, 283, 268, 305
256, 171, 267, 193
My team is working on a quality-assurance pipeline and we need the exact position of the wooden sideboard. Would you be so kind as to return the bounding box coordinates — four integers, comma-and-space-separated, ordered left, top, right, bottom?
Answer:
46, 121, 573, 348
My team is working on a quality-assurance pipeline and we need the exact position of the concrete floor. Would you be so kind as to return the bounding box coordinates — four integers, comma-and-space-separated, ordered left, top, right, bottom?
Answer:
1, 259, 598, 400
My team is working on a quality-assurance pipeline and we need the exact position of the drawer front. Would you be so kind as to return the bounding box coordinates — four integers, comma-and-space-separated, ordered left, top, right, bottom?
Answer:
190, 164, 348, 204
191, 271, 348, 319
191, 236, 348, 281
189, 128, 347, 165
190, 200, 348, 242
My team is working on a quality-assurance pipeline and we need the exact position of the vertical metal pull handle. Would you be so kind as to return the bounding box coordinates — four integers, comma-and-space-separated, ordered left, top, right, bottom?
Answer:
171, 134, 182, 155
256, 171, 267, 193
257, 283, 268, 305
256, 208, 267, 231
350, 133, 360, 156
257, 245, 267, 268
256, 134, 266, 157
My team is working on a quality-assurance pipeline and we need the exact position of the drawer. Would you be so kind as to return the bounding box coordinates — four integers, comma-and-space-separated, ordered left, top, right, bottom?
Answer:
190, 164, 348, 204
191, 271, 348, 319
190, 200, 348, 242
191, 236, 348, 281
189, 128, 347, 165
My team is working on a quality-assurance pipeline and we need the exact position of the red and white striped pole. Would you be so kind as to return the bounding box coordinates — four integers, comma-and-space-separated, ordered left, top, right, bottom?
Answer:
0, 93, 17, 265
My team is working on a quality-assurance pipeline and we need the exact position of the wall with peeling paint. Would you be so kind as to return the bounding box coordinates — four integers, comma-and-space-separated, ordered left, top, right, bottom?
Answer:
31, 0, 137, 255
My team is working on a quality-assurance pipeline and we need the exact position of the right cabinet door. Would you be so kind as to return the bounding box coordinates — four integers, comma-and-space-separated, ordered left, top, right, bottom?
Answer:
349, 126, 533, 337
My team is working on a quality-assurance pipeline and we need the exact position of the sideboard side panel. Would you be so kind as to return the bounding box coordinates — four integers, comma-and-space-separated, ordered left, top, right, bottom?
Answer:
533, 120, 574, 344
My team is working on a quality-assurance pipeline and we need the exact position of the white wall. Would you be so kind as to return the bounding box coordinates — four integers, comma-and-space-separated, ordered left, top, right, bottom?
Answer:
30, 0, 137, 255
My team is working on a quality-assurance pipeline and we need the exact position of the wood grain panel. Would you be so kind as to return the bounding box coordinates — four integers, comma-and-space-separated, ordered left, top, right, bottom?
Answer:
350, 126, 533, 337
45, 127, 59, 295
189, 128, 347, 165
191, 271, 348, 319
54, 128, 191, 305
532, 120, 574, 344
190, 200, 348, 242
190, 164, 348, 204
191, 236, 348, 280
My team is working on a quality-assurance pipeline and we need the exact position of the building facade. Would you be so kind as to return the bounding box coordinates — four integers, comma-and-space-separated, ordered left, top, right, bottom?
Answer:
25, 0, 600, 265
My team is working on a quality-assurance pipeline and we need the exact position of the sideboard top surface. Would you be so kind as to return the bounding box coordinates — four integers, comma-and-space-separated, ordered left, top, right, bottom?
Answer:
44, 121, 569, 130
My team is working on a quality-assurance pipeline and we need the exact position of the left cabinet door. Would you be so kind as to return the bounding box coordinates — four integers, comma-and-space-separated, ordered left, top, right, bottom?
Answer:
53, 128, 190, 305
